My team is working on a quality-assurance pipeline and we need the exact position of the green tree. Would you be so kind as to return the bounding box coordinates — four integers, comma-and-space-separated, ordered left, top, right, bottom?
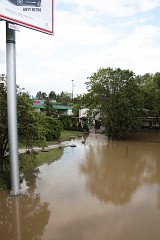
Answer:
56, 91, 72, 105
72, 94, 84, 116
48, 90, 57, 100
137, 73, 155, 115
44, 97, 57, 117
0, 75, 8, 166
58, 115, 72, 130
85, 67, 145, 139
153, 73, 160, 126
17, 91, 46, 150
36, 91, 47, 99
44, 116, 63, 141
138, 72, 160, 130
0, 77, 46, 166
138, 73, 160, 115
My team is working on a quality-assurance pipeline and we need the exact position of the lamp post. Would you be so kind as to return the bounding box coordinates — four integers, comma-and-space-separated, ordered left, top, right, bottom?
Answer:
71, 80, 74, 104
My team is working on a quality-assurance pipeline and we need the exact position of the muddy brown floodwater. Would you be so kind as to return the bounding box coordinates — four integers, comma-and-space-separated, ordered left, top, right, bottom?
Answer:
1, 133, 160, 240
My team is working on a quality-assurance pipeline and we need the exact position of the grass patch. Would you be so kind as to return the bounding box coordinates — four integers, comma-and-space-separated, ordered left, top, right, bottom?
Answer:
19, 148, 64, 174
60, 130, 84, 141
34, 148, 63, 166
46, 130, 84, 145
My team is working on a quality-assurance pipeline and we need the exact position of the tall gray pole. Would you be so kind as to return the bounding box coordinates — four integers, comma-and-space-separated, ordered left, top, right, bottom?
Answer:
6, 22, 20, 195
71, 79, 74, 103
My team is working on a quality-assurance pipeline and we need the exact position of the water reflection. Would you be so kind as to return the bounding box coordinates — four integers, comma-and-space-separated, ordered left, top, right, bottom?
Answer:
81, 134, 160, 205
1, 133, 160, 240
0, 177, 50, 240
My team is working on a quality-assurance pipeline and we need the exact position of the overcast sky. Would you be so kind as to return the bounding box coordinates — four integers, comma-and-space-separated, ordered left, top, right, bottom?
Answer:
0, 0, 160, 97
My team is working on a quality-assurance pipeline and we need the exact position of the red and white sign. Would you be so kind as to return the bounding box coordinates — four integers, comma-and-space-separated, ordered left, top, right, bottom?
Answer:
0, 0, 54, 35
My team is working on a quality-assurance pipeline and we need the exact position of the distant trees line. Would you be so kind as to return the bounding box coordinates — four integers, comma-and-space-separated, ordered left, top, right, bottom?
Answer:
35, 90, 81, 106
36, 90, 72, 104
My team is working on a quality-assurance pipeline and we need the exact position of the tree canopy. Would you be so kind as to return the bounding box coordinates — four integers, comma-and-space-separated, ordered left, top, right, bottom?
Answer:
84, 67, 146, 138
36, 91, 47, 99
137, 72, 160, 118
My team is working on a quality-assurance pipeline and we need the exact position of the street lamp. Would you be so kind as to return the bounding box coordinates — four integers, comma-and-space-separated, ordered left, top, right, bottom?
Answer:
71, 80, 74, 104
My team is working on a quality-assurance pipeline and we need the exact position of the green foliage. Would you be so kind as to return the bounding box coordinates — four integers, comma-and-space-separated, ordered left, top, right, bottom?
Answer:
0, 75, 8, 166
0, 157, 10, 189
0, 76, 47, 167
85, 67, 146, 139
17, 92, 46, 149
58, 115, 72, 130
58, 115, 80, 131
72, 94, 84, 116
19, 152, 37, 174
83, 122, 89, 132
44, 116, 63, 141
78, 122, 83, 131
138, 72, 160, 118
36, 91, 47, 99
48, 90, 57, 100
44, 97, 57, 117
71, 122, 78, 131
56, 91, 72, 105
39, 90, 73, 104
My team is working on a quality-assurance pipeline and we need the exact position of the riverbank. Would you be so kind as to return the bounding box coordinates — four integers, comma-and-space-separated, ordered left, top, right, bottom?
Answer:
18, 130, 85, 153
18, 141, 68, 154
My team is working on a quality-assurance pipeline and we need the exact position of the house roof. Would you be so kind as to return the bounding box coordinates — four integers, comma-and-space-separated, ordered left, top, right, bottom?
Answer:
33, 99, 45, 109
32, 104, 45, 109
53, 105, 72, 110
32, 100, 73, 110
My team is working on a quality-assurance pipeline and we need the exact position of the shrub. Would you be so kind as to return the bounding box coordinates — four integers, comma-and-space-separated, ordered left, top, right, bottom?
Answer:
45, 116, 63, 141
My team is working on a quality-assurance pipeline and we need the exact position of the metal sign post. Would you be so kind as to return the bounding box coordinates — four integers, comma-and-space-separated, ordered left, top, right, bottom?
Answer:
1, 0, 54, 195
6, 22, 20, 195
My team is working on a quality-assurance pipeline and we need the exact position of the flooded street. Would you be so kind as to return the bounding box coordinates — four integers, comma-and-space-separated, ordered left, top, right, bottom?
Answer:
1, 133, 160, 240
